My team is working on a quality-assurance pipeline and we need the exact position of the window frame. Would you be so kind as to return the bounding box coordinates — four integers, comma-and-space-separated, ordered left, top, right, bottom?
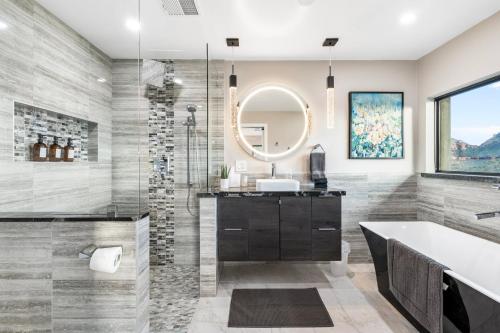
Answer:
435, 75, 500, 176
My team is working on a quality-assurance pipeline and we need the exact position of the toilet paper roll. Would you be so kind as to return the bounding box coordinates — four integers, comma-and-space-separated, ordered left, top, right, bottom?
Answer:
89, 246, 122, 274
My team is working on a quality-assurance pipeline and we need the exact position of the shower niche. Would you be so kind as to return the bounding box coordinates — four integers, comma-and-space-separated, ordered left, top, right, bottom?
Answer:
13, 102, 98, 162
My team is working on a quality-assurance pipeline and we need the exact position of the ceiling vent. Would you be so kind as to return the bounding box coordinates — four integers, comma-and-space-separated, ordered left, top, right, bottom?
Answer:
161, 0, 199, 15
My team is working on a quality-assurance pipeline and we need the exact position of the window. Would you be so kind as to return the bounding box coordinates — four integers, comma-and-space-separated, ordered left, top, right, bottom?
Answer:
436, 76, 500, 175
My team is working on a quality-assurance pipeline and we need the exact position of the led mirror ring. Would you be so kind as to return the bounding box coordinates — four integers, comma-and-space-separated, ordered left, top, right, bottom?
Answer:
237, 85, 309, 160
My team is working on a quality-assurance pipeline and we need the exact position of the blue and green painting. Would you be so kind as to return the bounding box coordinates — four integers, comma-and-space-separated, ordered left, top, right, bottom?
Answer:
349, 92, 403, 159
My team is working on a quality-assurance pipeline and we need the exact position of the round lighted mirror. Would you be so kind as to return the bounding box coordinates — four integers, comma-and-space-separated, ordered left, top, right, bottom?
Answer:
237, 86, 309, 161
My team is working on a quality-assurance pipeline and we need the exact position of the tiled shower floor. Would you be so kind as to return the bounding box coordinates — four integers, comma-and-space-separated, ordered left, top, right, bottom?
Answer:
150, 264, 418, 333
150, 265, 200, 333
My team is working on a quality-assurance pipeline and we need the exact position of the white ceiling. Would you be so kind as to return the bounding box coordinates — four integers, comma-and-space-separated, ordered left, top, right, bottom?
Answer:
36, 0, 500, 60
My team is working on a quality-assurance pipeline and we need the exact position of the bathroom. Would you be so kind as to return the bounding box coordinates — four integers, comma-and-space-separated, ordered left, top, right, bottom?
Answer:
0, 0, 499, 332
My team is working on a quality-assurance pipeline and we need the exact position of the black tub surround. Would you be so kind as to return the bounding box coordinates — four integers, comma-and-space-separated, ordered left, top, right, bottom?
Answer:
198, 187, 345, 297
360, 222, 500, 333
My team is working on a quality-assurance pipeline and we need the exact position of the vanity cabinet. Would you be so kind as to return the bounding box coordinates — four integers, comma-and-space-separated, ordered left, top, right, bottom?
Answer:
217, 194, 342, 262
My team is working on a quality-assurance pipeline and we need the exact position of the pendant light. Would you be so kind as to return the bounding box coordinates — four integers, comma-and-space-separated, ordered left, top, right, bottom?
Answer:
227, 38, 239, 130
323, 38, 338, 129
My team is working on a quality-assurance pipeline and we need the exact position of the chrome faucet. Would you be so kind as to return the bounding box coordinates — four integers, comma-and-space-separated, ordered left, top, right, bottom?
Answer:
271, 163, 276, 179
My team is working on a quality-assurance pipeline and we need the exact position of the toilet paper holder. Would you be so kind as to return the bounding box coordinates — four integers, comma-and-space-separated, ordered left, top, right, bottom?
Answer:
79, 244, 98, 259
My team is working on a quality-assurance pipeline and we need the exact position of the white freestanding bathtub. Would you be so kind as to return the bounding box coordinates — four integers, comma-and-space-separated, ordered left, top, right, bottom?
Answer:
360, 221, 500, 333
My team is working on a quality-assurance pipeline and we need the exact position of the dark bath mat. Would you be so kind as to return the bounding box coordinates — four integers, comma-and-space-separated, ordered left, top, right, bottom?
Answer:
228, 288, 333, 328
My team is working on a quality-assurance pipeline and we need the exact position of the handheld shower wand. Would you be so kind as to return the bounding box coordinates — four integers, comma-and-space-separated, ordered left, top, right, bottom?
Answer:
184, 104, 200, 216
186, 104, 197, 126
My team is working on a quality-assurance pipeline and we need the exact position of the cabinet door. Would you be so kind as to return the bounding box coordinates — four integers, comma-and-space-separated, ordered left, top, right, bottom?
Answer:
311, 196, 341, 229
218, 229, 248, 261
218, 197, 249, 229
312, 229, 341, 261
248, 197, 280, 261
280, 197, 312, 260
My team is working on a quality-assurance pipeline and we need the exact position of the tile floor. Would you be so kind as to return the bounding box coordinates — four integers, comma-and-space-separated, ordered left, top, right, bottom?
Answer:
187, 263, 418, 333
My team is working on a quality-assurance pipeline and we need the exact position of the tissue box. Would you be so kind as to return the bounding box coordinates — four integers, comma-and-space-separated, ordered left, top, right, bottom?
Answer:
229, 170, 241, 188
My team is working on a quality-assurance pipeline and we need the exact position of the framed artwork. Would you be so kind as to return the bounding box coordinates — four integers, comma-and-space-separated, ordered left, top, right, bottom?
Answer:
349, 92, 404, 159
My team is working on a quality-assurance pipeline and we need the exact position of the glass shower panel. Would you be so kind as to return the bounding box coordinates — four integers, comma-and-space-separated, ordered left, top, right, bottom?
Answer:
139, 0, 210, 266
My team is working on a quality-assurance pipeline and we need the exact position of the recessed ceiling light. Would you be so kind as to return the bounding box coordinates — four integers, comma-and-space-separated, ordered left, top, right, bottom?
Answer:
400, 12, 417, 26
174, 78, 183, 85
125, 18, 140, 32
298, 0, 315, 6
0, 20, 8, 30
97, 77, 107, 83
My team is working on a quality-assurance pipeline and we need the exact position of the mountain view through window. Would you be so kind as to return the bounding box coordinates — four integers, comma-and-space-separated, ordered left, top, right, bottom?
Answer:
438, 79, 500, 174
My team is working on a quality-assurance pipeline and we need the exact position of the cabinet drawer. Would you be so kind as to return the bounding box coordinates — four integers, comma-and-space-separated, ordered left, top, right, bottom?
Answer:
218, 228, 248, 261
312, 229, 341, 261
312, 197, 341, 229
249, 227, 279, 261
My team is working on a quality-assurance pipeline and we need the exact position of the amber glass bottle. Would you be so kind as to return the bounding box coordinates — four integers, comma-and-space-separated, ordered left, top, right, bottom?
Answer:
63, 138, 75, 162
49, 136, 62, 162
32, 134, 48, 162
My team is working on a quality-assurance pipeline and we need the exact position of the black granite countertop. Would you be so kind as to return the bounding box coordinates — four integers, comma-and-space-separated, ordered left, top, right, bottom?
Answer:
197, 186, 346, 198
0, 212, 149, 222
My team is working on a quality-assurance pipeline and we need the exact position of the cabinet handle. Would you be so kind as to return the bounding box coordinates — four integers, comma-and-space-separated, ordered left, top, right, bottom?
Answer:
224, 228, 243, 231
318, 228, 336, 231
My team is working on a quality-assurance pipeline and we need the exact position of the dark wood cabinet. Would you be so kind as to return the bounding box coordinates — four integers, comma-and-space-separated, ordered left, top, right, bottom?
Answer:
312, 196, 341, 229
248, 197, 280, 260
217, 195, 342, 262
311, 196, 341, 260
280, 197, 312, 260
217, 197, 279, 261
219, 229, 248, 261
312, 229, 341, 260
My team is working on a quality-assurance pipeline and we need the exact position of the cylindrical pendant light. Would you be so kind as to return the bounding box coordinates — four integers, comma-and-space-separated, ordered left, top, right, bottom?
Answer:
323, 38, 338, 129
227, 38, 239, 130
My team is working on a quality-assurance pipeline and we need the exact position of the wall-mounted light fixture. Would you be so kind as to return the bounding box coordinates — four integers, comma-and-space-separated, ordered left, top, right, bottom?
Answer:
227, 38, 239, 130
323, 38, 338, 129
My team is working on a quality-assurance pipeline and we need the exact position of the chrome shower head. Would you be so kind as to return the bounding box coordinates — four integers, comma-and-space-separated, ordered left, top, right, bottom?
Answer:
185, 104, 197, 126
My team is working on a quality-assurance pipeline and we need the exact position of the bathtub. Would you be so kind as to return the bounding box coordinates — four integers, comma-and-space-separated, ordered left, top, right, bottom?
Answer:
360, 221, 500, 333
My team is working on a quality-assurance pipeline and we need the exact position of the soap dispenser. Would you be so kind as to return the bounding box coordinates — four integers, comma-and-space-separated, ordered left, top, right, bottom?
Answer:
32, 134, 48, 162
49, 136, 62, 162
63, 138, 75, 162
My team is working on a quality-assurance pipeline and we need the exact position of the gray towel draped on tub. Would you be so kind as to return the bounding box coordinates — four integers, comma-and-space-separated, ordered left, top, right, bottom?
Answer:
387, 239, 447, 333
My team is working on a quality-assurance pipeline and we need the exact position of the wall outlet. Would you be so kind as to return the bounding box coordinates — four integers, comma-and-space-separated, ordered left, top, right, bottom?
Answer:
235, 160, 247, 172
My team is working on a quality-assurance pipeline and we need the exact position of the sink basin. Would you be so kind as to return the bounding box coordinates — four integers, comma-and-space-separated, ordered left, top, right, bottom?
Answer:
256, 179, 300, 191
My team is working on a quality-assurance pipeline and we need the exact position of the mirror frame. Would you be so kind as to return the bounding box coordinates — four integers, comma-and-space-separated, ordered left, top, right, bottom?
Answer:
235, 85, 310, 161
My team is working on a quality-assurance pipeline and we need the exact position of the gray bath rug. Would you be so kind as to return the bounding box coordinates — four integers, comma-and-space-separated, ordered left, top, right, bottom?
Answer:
228, 288, 333, 328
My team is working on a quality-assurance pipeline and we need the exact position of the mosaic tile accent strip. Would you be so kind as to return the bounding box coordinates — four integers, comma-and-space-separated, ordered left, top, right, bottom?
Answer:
13, 102, 97, 162
147, 60, 176, 265
150, 265, 200, 333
